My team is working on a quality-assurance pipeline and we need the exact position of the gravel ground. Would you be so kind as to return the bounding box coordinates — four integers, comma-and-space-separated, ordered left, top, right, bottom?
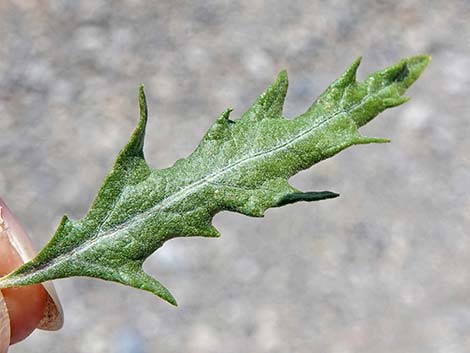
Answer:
1, 1, 469, 352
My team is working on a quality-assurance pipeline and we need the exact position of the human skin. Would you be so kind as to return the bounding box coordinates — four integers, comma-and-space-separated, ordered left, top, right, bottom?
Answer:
0, 198, 63, 351
0, 225, 48, 345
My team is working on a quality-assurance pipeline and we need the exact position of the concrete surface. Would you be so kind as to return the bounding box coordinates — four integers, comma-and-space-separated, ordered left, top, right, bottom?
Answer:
0, 1, 469, 352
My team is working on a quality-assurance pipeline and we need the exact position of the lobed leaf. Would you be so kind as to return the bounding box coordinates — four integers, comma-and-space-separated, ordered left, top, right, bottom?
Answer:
0, 56, 429, 305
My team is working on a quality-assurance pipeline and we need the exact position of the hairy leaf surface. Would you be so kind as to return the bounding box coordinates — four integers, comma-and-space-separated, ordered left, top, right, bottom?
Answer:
0, 56, 429, 305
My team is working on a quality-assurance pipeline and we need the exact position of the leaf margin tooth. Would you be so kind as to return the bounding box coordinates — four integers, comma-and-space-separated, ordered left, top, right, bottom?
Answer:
241, 69, 289, 121
277, 191, 340, 207
117, 263, 178, 306
341, 56, 362, 86
117, 84, 149, 161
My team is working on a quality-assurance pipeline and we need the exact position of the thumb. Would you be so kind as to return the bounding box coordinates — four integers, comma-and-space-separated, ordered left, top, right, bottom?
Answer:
0, 199, 63, 349
0, 227, 48, 346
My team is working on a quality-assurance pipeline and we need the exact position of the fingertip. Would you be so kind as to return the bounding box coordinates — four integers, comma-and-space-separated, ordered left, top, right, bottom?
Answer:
0, 206, 49, 345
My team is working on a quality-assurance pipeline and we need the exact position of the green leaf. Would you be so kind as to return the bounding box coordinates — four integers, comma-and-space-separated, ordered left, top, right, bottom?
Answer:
0, 56, 429, 305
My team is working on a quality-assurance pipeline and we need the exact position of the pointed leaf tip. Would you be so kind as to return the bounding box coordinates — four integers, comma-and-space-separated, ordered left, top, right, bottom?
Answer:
116, 86, 149, 160
219, 108, 233, 121
356, 136, 391, 144
401, 55, 431, 88
277, 69, 288, 82
262, 69, 289, 118
277, 191, 340, 207
139, 84, 148, 117
241, 69, 289, 120
344, 56, 362, 82
376, 55, 430, 91
407, 54, 431, 70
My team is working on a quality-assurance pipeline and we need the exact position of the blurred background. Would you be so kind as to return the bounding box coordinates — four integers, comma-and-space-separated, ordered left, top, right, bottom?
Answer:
0, 1, 469, 352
